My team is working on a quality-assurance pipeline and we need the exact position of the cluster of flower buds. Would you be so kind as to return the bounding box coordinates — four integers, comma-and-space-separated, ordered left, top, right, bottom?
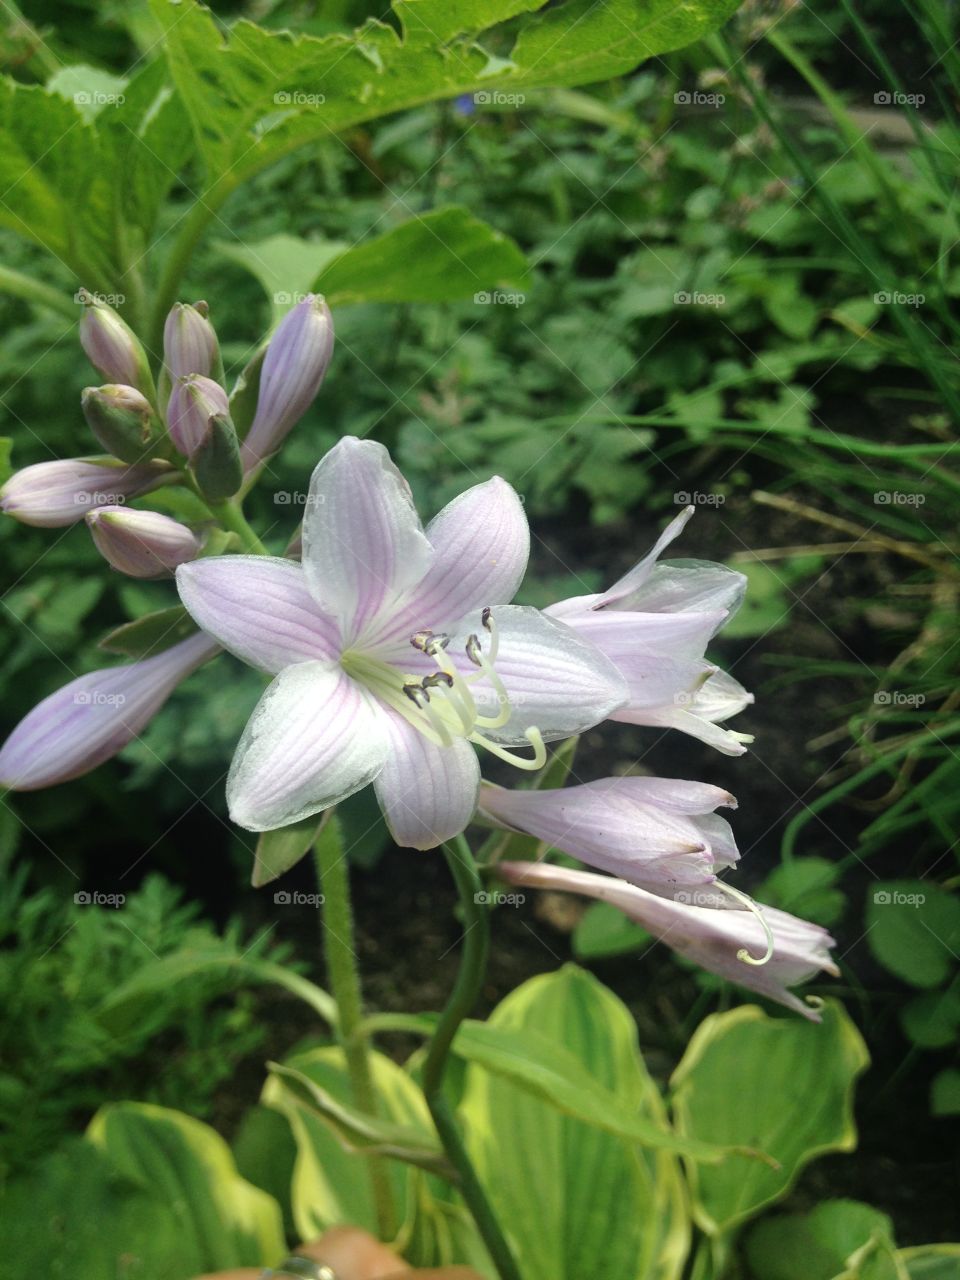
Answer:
0, 290, 334, 561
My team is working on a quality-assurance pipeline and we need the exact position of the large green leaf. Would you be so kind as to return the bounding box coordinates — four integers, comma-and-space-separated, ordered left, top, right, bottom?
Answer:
746, 1200, 904, 1280
459, 964, 690, 1280
261, 1045, 429, 1242
670, 1002, 869, 1236
0, 1138, 190, 1279
866, 881, 960, 989
86, 1102, 285, 1272
148, 0, 744, 181
900, 1246, 960, 1279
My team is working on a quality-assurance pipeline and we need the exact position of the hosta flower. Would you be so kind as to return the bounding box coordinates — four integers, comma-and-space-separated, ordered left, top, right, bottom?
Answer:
546, 506, 754, 754
176, 437, 628, 845
78, 290, 152, 394
0, 634, 219, 790
498, 861, 838, 1019
86, 505, 201, 579
81, 384, 161, 464
239, 294, 334, 471
0, 457, 170, 528
479, 775, 738, 893
167, 375, 231, 459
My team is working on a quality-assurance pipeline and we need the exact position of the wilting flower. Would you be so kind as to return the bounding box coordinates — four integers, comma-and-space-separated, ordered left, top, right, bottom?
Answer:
498, 860, 838, 1019
176, 436, 627, 845
546, 506, 753, 754
479, 775, 738, 893
239, 295, 334, 471
78, 290, 152, 394
163, 301, 220, 380
0, 633, 219, 790
86, 506, 201, 579
0, 457, 170, 528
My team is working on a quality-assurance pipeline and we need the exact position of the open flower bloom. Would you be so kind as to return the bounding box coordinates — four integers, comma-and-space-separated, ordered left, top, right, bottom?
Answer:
176, 437, 628, 846
0, 633, 219, 790
498, 860, 838, 1019
546, 506, 754, 755
479, 776, 739, 893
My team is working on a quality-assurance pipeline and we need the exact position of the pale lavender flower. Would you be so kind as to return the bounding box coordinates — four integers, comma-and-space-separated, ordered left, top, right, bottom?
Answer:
479, 775, 738, 893
0, 634, 219, 790
0, 457, 170, 528
166, 375, 231, 459
86, 506, 201, 578
498, 861, 838, 1019
239, 295, 333, 471
176, 436, 627, 845
163, 301, 220, 380
546, 506, 754, 754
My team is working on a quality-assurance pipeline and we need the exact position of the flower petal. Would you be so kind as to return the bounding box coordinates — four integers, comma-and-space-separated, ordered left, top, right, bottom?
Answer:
623, 560, 747, 617
226, 662, 387, 831
177, 556, 341, 673
374, 708, 480, 849
454, 605, 628, 744
364, 476, 529, 649
0, 634, 218, 790
301, 437, 433, 640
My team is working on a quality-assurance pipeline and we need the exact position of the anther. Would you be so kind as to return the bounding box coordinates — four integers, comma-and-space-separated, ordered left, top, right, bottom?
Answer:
423, 672, 454, 690
403, 682, 427, 705
466, 635, 482, 666
410, 630, 433, 651
481, 607, 492, 630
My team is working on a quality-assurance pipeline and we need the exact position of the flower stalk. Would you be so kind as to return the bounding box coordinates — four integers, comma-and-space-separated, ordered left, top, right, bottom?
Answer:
311, 823, 397, 1243
422, 834, 523, 1280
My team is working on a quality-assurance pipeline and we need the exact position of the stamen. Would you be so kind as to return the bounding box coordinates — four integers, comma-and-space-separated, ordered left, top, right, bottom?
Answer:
719, 881, 775, 966
473, 726, 547, 772
465, 634, 482, 667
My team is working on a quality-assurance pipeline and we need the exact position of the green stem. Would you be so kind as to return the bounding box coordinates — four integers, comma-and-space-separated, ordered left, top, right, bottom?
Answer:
312, 829, 397, 1242
205, 498, 269, 554
422, 836, 523, 1280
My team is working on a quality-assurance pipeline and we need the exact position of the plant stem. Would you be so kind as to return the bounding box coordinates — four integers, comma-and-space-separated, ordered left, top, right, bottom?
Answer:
422, 835, 523, 1280
311, 829, 397, 1242
206, 498, 269, 554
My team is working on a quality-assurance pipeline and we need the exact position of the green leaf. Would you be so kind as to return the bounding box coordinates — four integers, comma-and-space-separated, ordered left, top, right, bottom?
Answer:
459, 965, 691, 1280
573, 900, 651, 959
253, 813, 327, 886
262, 1045, 430, 1241
901, 988, 960, 1049
217, 233, 348, 318
315, 207, 528, 305
148, 0, 743, 182
267, 1059, 452, 1176
757, 857, 846, 928
931, 1068, 960, 1117
745, 1199, 902, 1280
87, 1102, 285, 1271
0, 1138, 191, 1278
670, 1001, 869, 1236
98, 604, 198, 658
866, 882, 960, 989
900, 1244, 960, 1279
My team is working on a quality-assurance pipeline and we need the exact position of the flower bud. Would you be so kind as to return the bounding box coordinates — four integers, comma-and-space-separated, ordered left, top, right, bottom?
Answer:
0, 457, 169, 528
81, 384, 162, 464
192, 413, 243, 501
86, 505, 201, 578
0, 633, 219, 791
163, 301, 221, 381
166, 375, 230, 458
78, 289, 153, 394
240, 295, 333, 470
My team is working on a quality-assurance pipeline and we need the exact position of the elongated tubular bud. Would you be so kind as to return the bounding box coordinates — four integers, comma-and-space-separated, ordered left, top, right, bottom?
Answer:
166, 375, 230, 459
86, 505, 201, 578
163, 301, 221, 381
0, 633, 220, 790
81, 384, 163, 463
0, 457, 170, 528
78, 289, 153, 395
240, 295, 334, 470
